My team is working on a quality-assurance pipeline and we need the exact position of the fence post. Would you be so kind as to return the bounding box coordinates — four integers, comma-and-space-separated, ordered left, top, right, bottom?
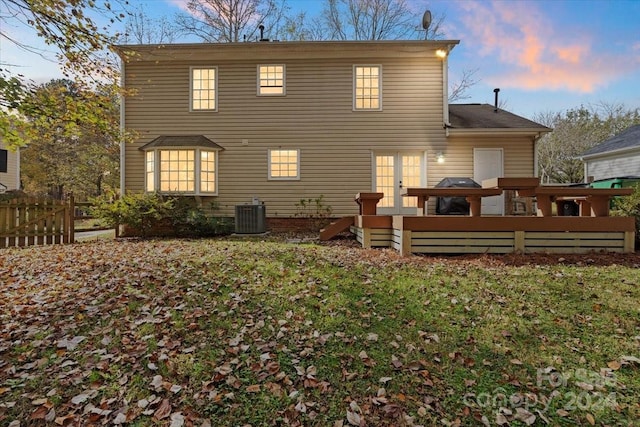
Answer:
66, 193, 75, 244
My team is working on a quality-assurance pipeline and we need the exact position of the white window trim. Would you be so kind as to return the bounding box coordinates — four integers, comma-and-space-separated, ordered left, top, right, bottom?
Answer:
257, 64, 286, 96
268, 148, 300, 181
189, 66, 218, 112
353, 64, 382, 111
144, 148, 219, 196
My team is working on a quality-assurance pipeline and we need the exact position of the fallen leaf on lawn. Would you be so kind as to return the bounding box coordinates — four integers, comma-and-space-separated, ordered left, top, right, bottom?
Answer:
153, 399, 171, 421
150, 375, 164, 390
556, 409, 570, 417
367, 333, 378, 342
56, 336, 86, 351
71, 393, 90, 405
113, 413, 127, 424
30, 406, 49, 420
358, 351, 369, 360
170, 384, 182, 394
607, 360, 621, 370
390, 355, 403, 369
170, 412, 185, 427
585, 413, 595, 425
346, 409, 361, 426
510, 359, 523, 365
514, 407, 536, 425
246, 384, 261, 393
295, 401, 307, 413
379, 377, 392, 384
55, 414, 77, 425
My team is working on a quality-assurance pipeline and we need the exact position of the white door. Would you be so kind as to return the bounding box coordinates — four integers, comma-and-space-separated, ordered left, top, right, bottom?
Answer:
473, 148, 504, 215
374, 152, 426, 215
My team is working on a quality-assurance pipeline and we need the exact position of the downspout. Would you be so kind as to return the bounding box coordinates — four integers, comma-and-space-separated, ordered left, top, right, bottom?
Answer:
442, 52, 449, 128
119, 56, 126, 197
533, 132, 541, 178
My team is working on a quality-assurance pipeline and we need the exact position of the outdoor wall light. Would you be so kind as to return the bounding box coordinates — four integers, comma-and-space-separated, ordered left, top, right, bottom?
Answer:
436, 152, 445, 163
435, 49, 447, 59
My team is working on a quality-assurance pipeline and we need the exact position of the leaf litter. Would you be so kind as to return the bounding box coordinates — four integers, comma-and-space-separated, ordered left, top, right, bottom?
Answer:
1, 238, 639, 425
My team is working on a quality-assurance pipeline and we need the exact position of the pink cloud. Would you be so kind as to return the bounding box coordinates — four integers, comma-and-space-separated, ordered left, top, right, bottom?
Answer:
454, 0, 638, 93
167, 0, 190, 12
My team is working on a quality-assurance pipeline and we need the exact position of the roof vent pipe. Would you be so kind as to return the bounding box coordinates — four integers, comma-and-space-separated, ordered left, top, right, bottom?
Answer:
493, 88, 500, 112
259, 24, 269, 42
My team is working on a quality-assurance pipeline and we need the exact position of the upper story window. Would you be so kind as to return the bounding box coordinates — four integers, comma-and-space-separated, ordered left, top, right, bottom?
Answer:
191, 67, 217, 111
353, 65, 381, 110
268, 149, 299, 180
258, 65, 285, 95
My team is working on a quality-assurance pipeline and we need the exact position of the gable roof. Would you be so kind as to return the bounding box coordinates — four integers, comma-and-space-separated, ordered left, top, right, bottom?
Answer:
580, 124, 640, 158
139, 135, 224, 151
448, 104, 550, 131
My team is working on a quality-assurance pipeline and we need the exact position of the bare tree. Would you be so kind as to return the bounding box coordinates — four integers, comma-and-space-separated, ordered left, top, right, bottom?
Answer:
279, 11, 324, 41
319, 0, 444, 41
175, 0, 288, 42
448, 68, 479, 103
535, 103, 640, 183
121, 6, 181, 44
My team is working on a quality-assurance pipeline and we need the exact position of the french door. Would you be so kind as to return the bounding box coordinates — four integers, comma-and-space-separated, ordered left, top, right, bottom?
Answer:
374, 152, 426, 215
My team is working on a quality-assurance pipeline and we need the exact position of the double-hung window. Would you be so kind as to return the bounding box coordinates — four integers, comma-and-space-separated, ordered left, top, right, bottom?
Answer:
353, 65, 382, 110
191, 67, 217, 111
268, 149, 299, 180
258, 65, 285, 95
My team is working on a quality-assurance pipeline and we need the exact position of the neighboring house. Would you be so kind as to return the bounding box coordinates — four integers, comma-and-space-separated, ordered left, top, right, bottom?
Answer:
0, 138, 20, 192
580, 124, 640, 181
115, 40, 550, 221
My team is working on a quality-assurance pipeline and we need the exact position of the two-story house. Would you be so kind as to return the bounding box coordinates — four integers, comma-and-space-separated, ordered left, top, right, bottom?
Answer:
116, 40, 549, 226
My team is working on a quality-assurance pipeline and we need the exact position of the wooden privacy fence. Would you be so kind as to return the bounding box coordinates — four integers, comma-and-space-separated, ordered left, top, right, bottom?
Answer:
0, 196, 75, 248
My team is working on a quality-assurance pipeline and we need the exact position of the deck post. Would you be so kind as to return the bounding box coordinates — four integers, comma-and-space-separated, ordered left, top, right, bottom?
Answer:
514, 231, 525, 253
362, 228, 372, 248
355, 193, 384, 215
624, 231, 635, 253
400, 230, 412, 256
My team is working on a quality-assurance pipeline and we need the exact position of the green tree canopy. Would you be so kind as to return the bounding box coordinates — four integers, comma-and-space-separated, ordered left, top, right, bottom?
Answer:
18, 79, 120, 199
1, 0, 128, 150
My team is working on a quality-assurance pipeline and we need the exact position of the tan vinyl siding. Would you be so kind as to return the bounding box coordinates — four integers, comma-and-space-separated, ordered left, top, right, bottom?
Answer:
123, 43, 447, 216
430, 135, 535, 185
0, 140, 19, 191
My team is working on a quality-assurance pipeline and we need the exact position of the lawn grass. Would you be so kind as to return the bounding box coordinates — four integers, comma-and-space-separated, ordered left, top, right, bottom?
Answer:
0, 239, 638, 426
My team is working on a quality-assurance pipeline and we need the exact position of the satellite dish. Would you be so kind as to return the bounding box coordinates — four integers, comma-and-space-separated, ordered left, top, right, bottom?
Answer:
422, 10, 432, 30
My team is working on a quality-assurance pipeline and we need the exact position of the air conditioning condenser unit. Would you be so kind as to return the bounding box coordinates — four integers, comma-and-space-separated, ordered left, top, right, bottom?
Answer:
235, 205, 266, 234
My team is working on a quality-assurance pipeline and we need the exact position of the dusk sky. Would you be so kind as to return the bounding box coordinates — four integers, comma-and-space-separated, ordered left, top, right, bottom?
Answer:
2, 0, 639, 119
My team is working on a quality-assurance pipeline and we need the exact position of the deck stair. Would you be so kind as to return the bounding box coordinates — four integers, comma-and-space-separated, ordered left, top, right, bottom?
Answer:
319, 216, 355, 241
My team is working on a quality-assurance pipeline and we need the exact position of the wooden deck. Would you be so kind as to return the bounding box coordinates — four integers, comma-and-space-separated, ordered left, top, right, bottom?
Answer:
341, 179, 637, 255
352, 215, 635, 255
